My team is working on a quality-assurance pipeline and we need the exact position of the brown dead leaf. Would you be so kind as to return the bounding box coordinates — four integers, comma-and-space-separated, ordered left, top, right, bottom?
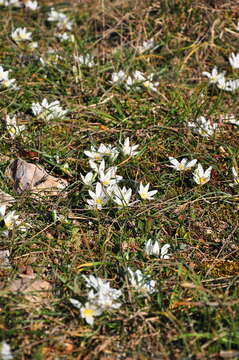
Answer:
5, 159, 68, 197
7, 277, 52, 304
0, 189, 15, 206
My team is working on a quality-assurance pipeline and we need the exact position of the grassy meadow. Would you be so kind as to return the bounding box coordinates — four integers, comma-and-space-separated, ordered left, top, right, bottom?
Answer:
0, 0, 239, 359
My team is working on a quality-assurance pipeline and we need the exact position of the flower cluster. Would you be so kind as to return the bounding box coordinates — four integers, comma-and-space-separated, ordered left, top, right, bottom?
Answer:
168, 157, 212, 185
48, 8, 73, 31
0, 65, 17, 89
82, 139, 158, 210
70, 275, 122, 325
188, 116, 218, 138
111, 70, 159, 92
127, 268, 156, 294
31, 98, 68, 121
11, 27, 38, 50
203, 54, 239, 92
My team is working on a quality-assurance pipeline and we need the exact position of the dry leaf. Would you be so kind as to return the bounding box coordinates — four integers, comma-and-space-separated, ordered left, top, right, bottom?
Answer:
5, 159, 68, 197
0, 189, 15, 206
7, 277, 52, 303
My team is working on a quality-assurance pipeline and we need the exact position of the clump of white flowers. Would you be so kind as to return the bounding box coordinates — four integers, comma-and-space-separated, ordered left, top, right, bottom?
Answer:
0, 65, 17, 89
145, 239, 171, 258
203, 58, 239, 92
74, 54, 96, 68
82, 139, 158, 210
127, 267, 156, 294
47, 8, 74, 31
111, 70, 159, 92
70, 275, 122, 325
137, 38, 156, 54
0, 0, 21, 7
188, 116, 218, 138
25, 0, 39, 11
31, 98, 68, 121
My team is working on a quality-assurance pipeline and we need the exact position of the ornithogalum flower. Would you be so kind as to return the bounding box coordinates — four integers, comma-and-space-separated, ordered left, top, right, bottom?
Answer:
121, 137, 139, 157
87, 182, 108, 209
202, 67, 225, 84
168, 157, 197, 171
188, 116, 218, 137
70, 299, 102, 326
80, 172, 94, 186
25, 0, 38, 10
11, 28, 32, 42
229, 52, 239, 69
127, 267, 156, 294
111, 185, 132, 207
138, 182, 157, 200
5, 114, 25, 138
31, 98, 68, 121
193, 164, 212, 185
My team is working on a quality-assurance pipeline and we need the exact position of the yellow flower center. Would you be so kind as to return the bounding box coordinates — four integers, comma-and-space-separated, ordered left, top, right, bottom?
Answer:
140, 192, 148, 199
94, 153, 101, 161
95, 198, 103, 204
83, 308, 93, 317
199, 177, 206, 185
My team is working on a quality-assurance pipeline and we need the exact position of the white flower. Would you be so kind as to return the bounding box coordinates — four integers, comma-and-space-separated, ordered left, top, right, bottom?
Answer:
145, 240, 171, 258
31, 98, 68, 121
160, 244, 171, 259
143, 77, 159, 92
70, 299, 102, 325
121, 137, 139, 157
0, 66, 10, 81
229, 52, 239, 69
0, 341, 13, 360
193, 163, 212, 185
145, 239, 160, 256
0, 66, 17, 89
236, 21, 239, 32
1, 78, 17, 89
84, 146, 103, 162
111, 70, 126, 83
74, 54, 96, 67
87, 182, 108, 210
217, 77, 239, 92
138, 182, 157, 200
99, 166, 122, 187
202, 67, 226, 84
220, 114, 239, 126
127, 267, 156, 294
97, 144, 119, 161
111, 185, 132, 207
28, 41, 38, 50
168, 157, 197, 171
25, 0, 38, 10
47, 9, 73, 30
81, 172, 94, 186
188, 116, 218, 137
11, 28, 32, 42
137, 38, 155, 54
5, 114, 26, 138
89, 159, 105, 174
82, 275, 122, 311
57, 32, 75, 42
230, 166, 239, 187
